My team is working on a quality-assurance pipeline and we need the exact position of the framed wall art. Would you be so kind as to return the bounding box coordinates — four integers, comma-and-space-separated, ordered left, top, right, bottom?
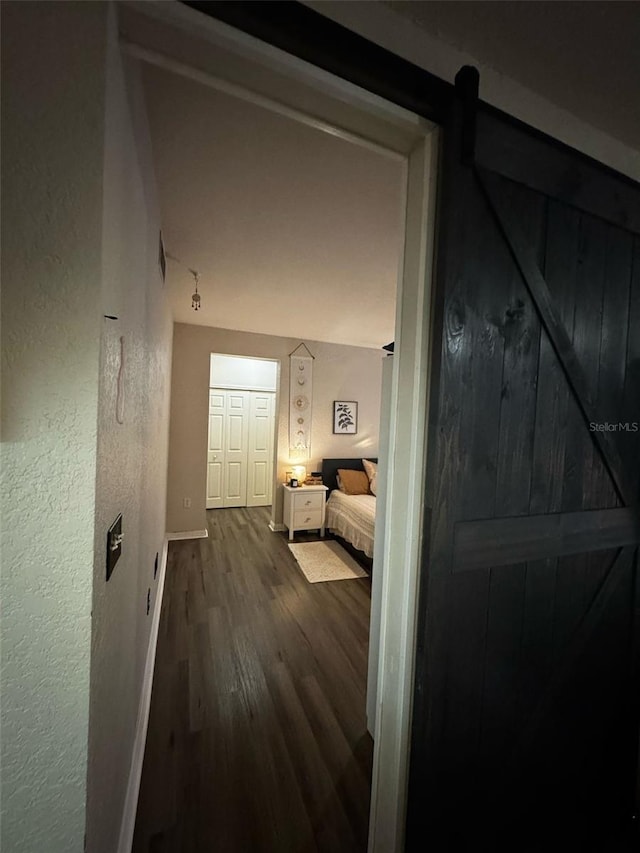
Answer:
333, 401, 358, 434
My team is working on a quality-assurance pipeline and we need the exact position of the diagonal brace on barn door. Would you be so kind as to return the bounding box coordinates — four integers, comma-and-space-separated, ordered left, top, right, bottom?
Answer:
476, 166, 637, 510
504, 545, 636, 770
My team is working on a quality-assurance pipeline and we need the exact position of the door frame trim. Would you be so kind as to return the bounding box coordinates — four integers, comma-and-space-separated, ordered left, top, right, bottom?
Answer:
368, 127, 439, 853
120, 4, 438, 851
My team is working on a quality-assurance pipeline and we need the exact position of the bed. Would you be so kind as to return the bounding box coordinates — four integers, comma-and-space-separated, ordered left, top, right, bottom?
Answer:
322, 458, 377, 564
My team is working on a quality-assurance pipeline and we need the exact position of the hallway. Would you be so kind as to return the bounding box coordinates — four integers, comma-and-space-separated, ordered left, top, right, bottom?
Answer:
133, 507, 372, 852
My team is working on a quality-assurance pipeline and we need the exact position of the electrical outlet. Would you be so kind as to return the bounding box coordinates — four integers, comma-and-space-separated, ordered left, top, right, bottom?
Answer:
183, 497, 191, 508
154, 552, 158, 579
146, 588, 151, 615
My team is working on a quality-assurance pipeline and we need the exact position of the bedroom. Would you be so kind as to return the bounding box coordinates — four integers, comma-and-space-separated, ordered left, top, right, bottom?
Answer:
136, 43, 404, 535
126, 6, 413, 850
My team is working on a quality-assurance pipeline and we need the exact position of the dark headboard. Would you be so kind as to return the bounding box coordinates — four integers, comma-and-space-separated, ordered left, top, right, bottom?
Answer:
321, 458, 378, 494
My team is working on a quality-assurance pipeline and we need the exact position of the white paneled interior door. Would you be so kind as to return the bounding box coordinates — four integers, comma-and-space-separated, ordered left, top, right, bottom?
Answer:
206, 389, 275, 509
206, 391, 225, 509
247, 393, 275, 507
222, 391, 250, 507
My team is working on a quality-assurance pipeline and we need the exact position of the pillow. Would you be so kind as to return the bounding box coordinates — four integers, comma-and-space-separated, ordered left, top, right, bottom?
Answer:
362, 458, 378, 496
337, 468, 370, 495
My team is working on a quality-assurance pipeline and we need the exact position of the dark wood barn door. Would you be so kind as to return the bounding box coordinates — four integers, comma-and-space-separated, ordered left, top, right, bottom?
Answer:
408, 72, 640, 851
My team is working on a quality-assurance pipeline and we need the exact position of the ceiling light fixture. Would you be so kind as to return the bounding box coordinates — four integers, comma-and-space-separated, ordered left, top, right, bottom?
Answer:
165, 251, 203, 312
190, 268, 201, 311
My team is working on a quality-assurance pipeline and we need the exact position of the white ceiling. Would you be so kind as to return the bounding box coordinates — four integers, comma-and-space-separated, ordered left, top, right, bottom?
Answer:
136, 0, 639, 350
140, 63, 404, 349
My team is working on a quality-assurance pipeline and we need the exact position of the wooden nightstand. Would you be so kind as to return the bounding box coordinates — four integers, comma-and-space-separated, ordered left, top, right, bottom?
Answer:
282, 484, 328, 541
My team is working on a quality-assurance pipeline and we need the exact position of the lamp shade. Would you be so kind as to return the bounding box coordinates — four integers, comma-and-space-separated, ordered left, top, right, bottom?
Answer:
291, 465, 306, 484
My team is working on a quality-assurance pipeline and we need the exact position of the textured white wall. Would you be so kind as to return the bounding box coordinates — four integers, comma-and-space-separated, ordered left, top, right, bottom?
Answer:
167, 325, 383, 532
0, 3, 108, 851
84, 11, 173, 853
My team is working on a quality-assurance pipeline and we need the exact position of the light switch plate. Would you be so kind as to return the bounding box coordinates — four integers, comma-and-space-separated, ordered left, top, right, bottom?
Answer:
106, 514, 123, 581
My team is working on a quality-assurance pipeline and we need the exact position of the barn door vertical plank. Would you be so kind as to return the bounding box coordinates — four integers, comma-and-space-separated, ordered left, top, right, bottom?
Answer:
593, 226, 633, 508
622, 237, 640, 489
631, 549, 640, 821
477, 564, 526, 770
583, 227, 634, 607
575, 217, 618, 603
478, 178, 545, 782
529, 199, 580, 514
625, 239, 640, 823
517, 558, 557, 725
492, 177, 545, 517
517, 200, 578, 725
551, 213, 599, 659
516, 200, 579, 730
571, 216, 608, 505
587, 550, 638, 823
439, 175, 511, 796
519, 202, 579, 722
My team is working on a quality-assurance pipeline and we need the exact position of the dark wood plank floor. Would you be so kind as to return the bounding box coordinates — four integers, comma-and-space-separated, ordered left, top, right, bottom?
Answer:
133, 507, 373, 853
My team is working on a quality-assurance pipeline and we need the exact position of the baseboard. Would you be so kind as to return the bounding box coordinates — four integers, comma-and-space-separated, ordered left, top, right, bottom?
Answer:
117, 536, 169, 853
269, 520, 286, 532
166, 528, 208, 541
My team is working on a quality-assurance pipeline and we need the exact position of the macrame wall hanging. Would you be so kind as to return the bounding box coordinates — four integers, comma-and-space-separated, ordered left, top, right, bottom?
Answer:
289, 342, 314, 459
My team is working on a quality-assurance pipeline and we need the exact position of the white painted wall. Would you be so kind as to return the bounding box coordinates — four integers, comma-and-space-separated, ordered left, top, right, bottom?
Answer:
1, 5, 173, 852
305, 0, 640, 181
167, 325, 383, 532
0, 3, 107, 851
85, 11, 173, 853
210, 353, 278, 391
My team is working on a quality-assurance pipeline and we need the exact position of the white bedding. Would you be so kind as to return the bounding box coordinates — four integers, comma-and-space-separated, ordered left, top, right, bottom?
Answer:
325, 490, 376, 558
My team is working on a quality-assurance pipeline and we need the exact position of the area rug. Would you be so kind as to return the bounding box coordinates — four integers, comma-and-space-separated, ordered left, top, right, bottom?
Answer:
288, 540, 367, 583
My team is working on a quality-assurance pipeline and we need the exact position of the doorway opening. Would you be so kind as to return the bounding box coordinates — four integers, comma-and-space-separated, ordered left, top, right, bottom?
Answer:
121, 4, 439, 851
